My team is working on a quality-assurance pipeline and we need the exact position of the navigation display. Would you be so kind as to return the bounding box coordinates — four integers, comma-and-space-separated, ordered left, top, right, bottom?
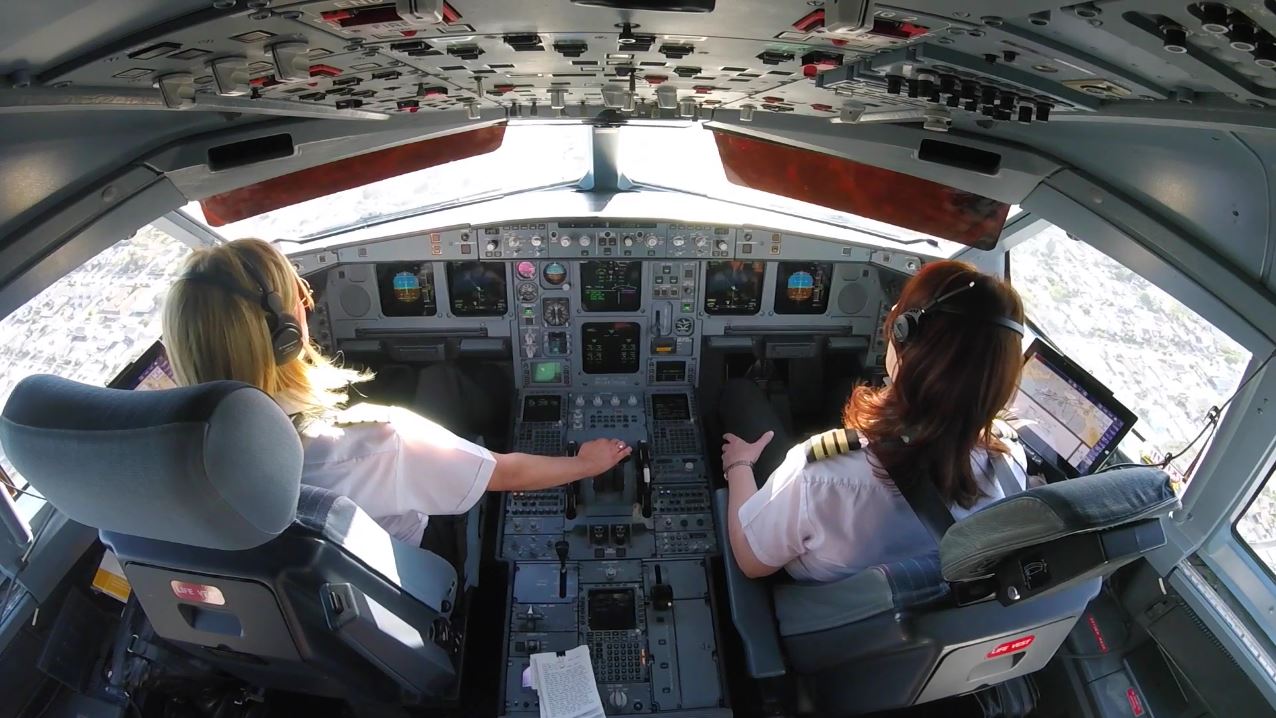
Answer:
522, 395, 562, 423
446, 261, 509, 317
1009, 340, 1136, 475
110, 341, 178, 391
580, 261, 642, 312
582, 322, 640, 374
377, 262, 437, 317
774, 261, 833, 315
704, 261, 765, 315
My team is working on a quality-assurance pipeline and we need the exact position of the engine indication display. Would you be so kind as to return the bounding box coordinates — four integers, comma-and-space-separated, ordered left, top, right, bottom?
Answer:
704, 261, 765, 315
446, 261, 509, 317
376, 263, 437, 317
580, 261, 642, 312
774, 262, 833, 314
582, 322, 640, 374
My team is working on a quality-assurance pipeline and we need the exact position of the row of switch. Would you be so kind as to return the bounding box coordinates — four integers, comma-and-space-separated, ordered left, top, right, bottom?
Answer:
591, 523, 631, 546
573, 393, 641, 408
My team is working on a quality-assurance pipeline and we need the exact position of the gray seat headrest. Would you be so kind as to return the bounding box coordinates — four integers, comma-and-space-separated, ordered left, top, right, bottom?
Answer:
941, 467, 1179, 581
0, 374, 302, 551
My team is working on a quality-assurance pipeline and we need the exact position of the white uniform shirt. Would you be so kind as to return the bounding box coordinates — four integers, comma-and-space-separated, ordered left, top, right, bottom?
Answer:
739, 437, 1027, 583
294, 403, 496, 546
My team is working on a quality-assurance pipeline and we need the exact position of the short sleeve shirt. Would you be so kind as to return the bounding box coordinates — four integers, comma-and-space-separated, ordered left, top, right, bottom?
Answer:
295, 403, 496, 546
738, 437, 1028, 582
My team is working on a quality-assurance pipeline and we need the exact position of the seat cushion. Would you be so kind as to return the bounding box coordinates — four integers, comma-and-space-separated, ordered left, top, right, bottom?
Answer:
296, 485, 457, 614
0, 375, 300, 550
774, 554, 948, 637
941, 467, 1178, 581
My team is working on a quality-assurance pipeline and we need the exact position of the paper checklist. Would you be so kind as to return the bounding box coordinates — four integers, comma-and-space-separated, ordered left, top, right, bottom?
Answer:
524, 645, 605, 718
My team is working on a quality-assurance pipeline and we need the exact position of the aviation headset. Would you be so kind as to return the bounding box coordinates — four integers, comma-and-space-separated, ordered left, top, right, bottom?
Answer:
181, 257, 304, 365
890, 276, 1025, 345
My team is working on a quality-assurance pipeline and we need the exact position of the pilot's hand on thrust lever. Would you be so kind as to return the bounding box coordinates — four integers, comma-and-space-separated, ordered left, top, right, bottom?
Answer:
576, 438, 632, 476
722, 431, 774, 475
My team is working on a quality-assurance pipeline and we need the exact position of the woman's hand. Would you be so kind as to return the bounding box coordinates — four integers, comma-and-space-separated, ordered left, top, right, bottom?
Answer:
722, 431, 774, 471
575, 438, 632, 477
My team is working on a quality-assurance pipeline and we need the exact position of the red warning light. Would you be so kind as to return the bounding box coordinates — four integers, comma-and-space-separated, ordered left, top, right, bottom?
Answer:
793, 9, 825, 32
309, 64, 342, 78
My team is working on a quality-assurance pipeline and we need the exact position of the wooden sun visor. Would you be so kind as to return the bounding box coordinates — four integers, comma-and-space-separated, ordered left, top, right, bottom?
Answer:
712, 130, 1008, 250
200, 125, 507, 227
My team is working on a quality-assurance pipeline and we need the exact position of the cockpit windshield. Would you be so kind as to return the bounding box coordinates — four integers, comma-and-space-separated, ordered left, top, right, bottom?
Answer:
182, 123, 995, 256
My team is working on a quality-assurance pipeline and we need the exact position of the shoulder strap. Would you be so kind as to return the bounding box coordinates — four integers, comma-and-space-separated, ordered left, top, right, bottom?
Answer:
896, 470, 956, 545
990, 452, 1024, 498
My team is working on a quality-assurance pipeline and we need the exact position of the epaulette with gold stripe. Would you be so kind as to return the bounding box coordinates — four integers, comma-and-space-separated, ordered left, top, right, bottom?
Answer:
804, 428, 862, 464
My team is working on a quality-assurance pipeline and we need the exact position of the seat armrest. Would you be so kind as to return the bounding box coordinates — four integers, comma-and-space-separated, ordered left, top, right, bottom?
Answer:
713, 489, 787, 679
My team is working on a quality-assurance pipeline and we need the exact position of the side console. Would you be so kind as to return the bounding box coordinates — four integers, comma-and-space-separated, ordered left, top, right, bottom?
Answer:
498, 391, 728, 717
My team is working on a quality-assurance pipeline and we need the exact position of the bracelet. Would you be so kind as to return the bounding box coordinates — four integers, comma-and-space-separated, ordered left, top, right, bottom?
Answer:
724, 460, 755, 476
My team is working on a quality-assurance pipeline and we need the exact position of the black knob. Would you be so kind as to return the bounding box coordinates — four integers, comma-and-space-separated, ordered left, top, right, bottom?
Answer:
917, 75, 935, 99
1161, 23, 1188, 53
1017, 104, 1034, 123
1198, 2, 1229, 34
554, 539, 569, 564
1000, 92, 1017, 110
1002, 50, 1018, 62
946, 93, 960, 108
961, 80, 979, 100
939, 75, 958, 97
885, 75, 904, 95
1035, 102, 1053, 122
1254, 41, 1276, 68
983, 53, 999, 64
980, 85, 998, 107
1228, 18, 1258, 52
964, 98, 979, 112
906, 78, 920, 98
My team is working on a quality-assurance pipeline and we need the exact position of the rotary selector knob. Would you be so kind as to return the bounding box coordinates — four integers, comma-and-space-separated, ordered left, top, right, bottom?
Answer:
578, 235, 592, 247
610, 395, 621, 407
507, 236, 522, 249
558, 236, 572, 247
592, 396, 604, 407
622, 235, 635, 247
575, 396, 586, 407
627, 395, 639, 407
715, 239, 729, 252
671, 235, 686, 247
530, 235, 543, 246
486, 239, 500, 252
694, 236, 709, 248
646, 236, 659, 248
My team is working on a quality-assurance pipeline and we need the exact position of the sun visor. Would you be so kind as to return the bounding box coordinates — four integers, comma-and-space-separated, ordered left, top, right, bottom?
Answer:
712, 130, 1008, 249
199, 125, 507, 227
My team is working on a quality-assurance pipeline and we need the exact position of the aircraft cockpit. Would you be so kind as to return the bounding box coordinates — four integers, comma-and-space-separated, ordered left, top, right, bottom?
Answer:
2, 2, 1276, 718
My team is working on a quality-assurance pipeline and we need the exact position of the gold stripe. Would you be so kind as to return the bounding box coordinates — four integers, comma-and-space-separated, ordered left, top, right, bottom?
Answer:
819, 433, 832, 459
805, 441, 818, 463
832, 430, 846, 453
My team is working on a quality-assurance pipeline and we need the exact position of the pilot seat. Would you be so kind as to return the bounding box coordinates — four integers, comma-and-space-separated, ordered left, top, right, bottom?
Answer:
714, 465, 1179, 716
0, 375, 469, 715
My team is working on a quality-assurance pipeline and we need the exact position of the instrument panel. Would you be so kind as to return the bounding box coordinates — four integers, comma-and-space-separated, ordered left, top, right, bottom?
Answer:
306, 220, 921, 387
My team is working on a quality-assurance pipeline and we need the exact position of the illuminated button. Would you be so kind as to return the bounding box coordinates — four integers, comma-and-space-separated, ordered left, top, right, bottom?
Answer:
578, 235, 592, 247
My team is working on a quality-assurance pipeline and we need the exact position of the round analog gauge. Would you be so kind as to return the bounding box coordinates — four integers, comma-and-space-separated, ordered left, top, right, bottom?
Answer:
675, 317, 694, 336
542, 261, 568, 286
515, 260, 537, 280
517, 282, 539, 302
543, 298, 569, 326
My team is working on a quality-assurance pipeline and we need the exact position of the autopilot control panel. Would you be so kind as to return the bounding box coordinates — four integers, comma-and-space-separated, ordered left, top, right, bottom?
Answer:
293, 218, 922, 716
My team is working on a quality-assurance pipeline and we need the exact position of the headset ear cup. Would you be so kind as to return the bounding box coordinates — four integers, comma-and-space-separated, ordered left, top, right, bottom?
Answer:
272, 311, 303, 364
892, 311, 918, 345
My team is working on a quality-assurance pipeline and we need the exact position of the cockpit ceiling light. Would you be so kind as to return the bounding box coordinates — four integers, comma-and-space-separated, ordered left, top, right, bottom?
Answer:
712, 130, 1008, 249
607, 53, 635, 60
199, 125, 506, 227
663, 35, 707, 42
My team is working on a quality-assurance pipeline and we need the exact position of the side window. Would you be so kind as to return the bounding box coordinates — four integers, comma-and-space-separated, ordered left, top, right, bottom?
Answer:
1010, 223, 1251, 488
0, 226, 192, 521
